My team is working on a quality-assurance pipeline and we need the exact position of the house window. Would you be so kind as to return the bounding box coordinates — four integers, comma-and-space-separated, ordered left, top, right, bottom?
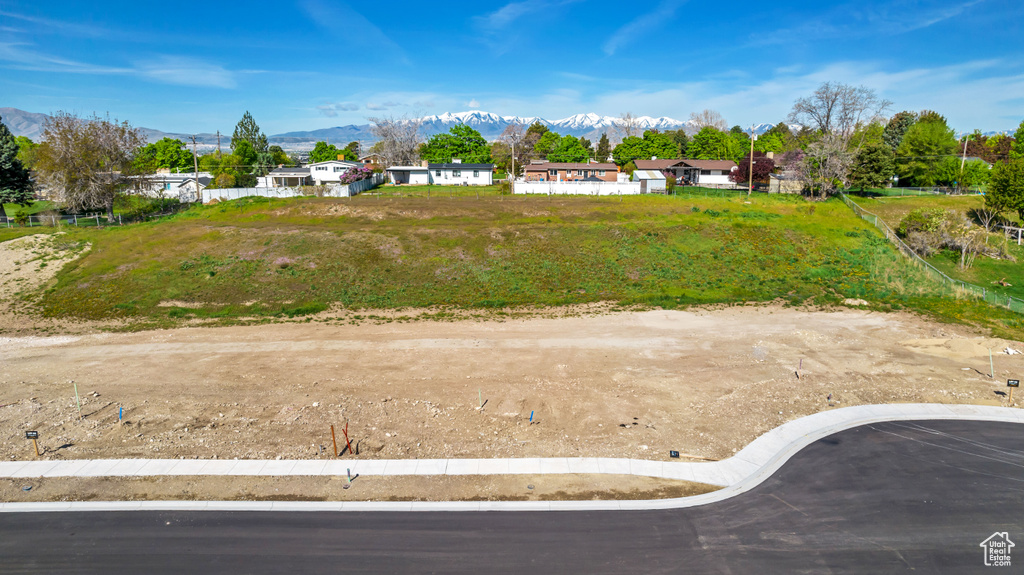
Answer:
473, 170, 480, 177
549, 170, 557, 176
701, 170, 712, 175
435, 170, 442, 176
334, 167, 345, 172
164, 183, 172, 190
598, 170, 606, 176
316, 166, 327, 171
453, 170, 461, 177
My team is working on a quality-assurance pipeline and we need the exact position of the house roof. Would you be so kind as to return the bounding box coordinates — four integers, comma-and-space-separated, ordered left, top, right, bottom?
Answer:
178, 176, 212, 187
269, 167, 310, 176
386, 166, 430, 171
523, 162, 617, 171
308, 160, 360, 167
633, 159, 681, 170
677, 159, 738, 170
428, 163, 494, 169
632, 170, 666, 180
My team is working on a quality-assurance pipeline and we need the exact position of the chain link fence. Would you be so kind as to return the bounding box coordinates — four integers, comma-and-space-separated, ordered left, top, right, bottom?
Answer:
839, 193, 1024, 314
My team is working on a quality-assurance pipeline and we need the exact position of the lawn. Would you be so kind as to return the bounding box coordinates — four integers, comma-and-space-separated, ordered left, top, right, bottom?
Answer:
3, 192, 1022, 338
3, 201, 56, 217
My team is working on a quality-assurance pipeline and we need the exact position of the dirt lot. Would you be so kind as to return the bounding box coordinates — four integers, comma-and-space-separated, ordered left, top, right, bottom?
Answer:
2, 234, 1023, 501
2, 306, 1021, 466
1, 474, 716, 503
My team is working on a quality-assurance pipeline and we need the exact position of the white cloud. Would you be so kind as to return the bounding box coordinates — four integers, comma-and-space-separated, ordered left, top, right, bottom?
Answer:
475, 0, 584, 30
135, 56, 236, 89
298, 0, 408, 64
603, 0, 686, 56
467, 99, 480, 108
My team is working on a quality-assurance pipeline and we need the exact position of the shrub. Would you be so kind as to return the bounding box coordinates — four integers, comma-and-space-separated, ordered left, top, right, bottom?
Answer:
897, 208, 945, 237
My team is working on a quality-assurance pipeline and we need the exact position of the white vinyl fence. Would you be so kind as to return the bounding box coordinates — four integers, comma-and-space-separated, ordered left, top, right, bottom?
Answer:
514, 180, 643, 196
201, 174, 384, 203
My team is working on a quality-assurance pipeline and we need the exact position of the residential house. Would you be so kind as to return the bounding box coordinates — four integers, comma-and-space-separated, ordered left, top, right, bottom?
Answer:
633, 159, 681, 175
268, 167, 312, 187
428, 160, 494, 185
523, 162, 618, 182
143, 173, 214, 197
308, 160, 361, 185
386, 165, 431, 185
673, 160, 738, 186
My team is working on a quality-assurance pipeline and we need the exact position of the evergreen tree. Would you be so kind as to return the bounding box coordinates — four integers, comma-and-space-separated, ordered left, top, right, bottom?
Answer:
0, 115, 34, 205
987, 160, 1024, 221
896, 114, 957, 186
883, 111, 916, 151
231, 111, 268, 154
595, 133, 611, 162
848, 143, 895, 191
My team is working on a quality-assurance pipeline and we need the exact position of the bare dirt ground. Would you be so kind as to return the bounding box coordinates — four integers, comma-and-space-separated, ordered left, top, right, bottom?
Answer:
2, 234, 1023, 501
2, 307, 1021, 467
1, 474, 716, 503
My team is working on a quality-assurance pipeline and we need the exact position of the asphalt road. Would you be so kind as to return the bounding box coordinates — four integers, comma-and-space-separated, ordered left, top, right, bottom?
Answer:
1, 420, 1022, 574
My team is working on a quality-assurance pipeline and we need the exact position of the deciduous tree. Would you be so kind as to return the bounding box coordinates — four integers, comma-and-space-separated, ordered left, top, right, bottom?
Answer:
896, 113, 958, 186
308, 141, 346, 163
1012, 119, 1024, 160
368, 116, 423, 168
34, 112, 147, 218
687, 127, 732, 160
788, 82, 891, 147
687, 109, 727, 132
987, 160, 1024, 222
135, 137, 193, 172
419, 124, 491, 163
729, 152, 775, 186
548, 135, 589, 163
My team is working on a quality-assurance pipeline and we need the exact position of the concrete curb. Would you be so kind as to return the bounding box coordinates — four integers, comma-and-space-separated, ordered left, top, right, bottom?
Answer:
1, 403, 1021, 513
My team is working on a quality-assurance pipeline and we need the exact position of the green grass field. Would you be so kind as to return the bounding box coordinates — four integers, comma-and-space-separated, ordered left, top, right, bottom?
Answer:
3, 201, 56, 217
851, 194, 1024, 302
3, 192, 1022, 338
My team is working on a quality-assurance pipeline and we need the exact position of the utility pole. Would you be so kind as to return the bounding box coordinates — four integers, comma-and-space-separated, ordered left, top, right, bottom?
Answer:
959, 132, 970, 193
748, 127, 756, 196
216, 131, 222, 156
189, 135, 200, 203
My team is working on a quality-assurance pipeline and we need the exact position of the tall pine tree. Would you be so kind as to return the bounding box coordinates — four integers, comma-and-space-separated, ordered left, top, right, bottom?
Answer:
0, 116, 33, 206
231, 111, 268, 154
595, 133, 611, 162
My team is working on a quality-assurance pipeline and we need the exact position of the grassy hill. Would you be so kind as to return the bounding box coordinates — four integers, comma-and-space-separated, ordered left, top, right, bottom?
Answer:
850, 194, 1024, 303
2, 192, 1021, 337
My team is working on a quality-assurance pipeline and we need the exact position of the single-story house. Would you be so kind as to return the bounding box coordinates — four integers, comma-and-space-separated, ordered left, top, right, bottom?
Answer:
523, 162, 618, 182
673, 160, 738, 186
142, 172, 214, 196
631, 170, 667, 193
268, 167, 312, 187
386, 166, 431, 185
308, 160, 362, 185
633, 159, 680, 176
428, 161, 493, 185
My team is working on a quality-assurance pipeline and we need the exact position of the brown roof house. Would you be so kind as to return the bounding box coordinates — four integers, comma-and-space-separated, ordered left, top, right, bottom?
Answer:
524, 162, 618, 182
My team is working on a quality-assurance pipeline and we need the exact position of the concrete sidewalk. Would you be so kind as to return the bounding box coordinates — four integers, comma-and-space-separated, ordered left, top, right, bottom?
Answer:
2, 403, 1021, 513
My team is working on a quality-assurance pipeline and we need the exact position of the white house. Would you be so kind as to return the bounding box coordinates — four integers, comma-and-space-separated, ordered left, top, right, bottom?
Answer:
267, 167, 312, 187
386, 166, 431, 185
176, 176, 211, 202
673, 160, 738, 187
142, 173, 213, 197
631, 170, 667, 193
308, 160, 362, 185
427, 161, 493, 185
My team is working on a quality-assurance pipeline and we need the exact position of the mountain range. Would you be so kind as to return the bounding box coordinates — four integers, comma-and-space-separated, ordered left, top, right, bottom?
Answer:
2, 107, 1012, 151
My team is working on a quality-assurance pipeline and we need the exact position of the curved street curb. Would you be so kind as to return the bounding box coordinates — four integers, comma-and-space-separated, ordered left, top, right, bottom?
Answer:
1, 403, 1021, 513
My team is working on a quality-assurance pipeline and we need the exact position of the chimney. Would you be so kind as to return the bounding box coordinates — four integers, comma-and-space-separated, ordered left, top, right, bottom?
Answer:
421, 160, 428, 167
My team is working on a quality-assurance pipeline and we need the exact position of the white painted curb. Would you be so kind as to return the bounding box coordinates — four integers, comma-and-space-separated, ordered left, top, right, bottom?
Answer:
1, 403, 1020, 513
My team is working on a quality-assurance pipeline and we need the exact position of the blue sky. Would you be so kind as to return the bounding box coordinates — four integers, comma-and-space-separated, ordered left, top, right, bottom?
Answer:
1, 0, 1022, 135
